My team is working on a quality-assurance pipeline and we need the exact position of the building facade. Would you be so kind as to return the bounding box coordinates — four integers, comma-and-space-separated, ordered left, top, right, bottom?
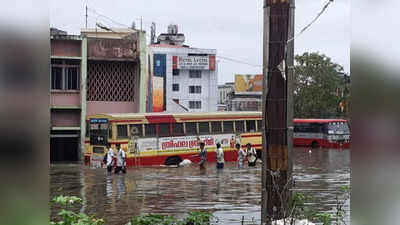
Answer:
147, 25, 218, 113
50, 28, 147, 162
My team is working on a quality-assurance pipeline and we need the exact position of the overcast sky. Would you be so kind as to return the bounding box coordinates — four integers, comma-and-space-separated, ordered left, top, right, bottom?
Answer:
50, 0, 349, 84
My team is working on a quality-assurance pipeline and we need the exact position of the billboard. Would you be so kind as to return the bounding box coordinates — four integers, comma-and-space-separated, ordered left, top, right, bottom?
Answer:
234, 74, 263, 94
173, 55, 216, 70
152, 76, 164, 112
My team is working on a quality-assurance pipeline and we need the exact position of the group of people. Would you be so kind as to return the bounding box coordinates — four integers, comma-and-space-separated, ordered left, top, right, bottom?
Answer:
198, 140, 258, 170
104, 143, 127, 174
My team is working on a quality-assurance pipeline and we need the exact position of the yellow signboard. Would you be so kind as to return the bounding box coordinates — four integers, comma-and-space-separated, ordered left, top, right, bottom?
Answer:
234, 74, 263, 94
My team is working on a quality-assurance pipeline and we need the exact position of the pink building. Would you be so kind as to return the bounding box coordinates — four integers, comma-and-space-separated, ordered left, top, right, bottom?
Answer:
50, 28, 147, 162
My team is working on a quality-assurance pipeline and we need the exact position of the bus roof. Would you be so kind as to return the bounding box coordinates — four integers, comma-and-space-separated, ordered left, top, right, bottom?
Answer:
294, 118, 347, 123
87, 111, 262, 121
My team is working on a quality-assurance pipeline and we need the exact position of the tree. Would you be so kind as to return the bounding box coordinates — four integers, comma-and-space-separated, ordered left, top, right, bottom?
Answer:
294, 52, 348, 118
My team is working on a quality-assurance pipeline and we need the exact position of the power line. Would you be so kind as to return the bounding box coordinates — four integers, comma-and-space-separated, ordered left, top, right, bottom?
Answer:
287, 0, 334, 44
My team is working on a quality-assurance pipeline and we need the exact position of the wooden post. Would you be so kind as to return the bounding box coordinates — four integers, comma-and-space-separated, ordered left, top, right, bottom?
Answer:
262, 0, 293, 224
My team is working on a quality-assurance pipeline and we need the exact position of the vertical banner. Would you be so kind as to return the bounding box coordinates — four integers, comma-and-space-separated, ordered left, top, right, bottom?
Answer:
209, 55, 216, 71
172, 56, 178, 70
152, 76, 164, 112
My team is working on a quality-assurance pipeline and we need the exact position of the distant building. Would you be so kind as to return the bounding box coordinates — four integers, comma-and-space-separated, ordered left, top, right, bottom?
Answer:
50, 27, 147, 163
218, 82, 234, 104
225, 74, 263, 111
147, 25, 218, 112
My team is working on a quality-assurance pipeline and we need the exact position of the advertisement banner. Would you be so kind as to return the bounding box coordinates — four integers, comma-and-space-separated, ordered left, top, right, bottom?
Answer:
174, 55, 216, 70
234, 74, 263, 94
152, 76, 164, 112
159, 134, 238, 151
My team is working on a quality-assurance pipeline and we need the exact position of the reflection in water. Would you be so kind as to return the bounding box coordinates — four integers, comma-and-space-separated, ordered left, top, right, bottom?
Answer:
50, 148, 350, 225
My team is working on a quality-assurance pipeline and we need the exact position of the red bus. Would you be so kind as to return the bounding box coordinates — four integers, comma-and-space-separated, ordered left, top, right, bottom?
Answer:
293, 119, 350, 148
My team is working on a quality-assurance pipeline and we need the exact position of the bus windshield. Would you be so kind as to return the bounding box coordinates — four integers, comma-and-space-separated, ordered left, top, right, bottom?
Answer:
89, 118, 109, 145
328, 122, 350, 135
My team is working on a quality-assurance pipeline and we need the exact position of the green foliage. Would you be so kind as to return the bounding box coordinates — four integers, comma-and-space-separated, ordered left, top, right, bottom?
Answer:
129, 212, 213, 225
182, 212, 212, 225
294, 52, 348, 118
130, 214, 176, 225
314, 213, 332, 225
50, 195, 104, 225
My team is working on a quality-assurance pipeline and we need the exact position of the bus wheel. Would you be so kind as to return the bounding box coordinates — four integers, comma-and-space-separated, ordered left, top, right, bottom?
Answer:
165, 156, 183, 166
311, 141, 319, 148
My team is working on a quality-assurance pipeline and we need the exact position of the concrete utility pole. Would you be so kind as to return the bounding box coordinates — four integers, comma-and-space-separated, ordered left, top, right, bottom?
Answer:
261, 0, 294, 224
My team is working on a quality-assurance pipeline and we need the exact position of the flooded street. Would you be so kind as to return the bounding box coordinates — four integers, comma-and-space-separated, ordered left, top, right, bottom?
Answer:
50, 147, 350, 224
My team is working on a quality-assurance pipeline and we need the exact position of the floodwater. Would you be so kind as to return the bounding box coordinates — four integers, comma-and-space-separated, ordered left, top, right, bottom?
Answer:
50, 147, 350, 225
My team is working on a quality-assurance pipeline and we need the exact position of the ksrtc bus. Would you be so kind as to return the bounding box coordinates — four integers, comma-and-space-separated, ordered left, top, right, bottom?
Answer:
293, 119, 351, 148
85, 112, 263, 167
85, 112, 350, 167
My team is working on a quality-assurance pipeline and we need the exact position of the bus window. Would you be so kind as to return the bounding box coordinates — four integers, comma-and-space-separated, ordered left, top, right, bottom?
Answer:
129, 124, 143, 137
86, 122, 90, 137
199, 122, 210, 134
211, 121, 222, 133
186, 122, 197, 135
108, 126, 113, 138
117, 125, 128, 139
223, 121, 234, 133
294, 123, 312, 133
145, 124, 157, 137
173, 123, 184, 136
235, 121, 244, 133
158, 123, 171, 137
246, 120, 256, 132
257, 120, 262, 131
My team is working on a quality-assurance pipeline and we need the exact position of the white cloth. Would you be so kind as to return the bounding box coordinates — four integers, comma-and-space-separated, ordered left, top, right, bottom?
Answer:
247, 147, 257, 163
237, 148, 246, 162
116, 149, 126, 167
216, 147, 225, 163
106, 148, 114, 166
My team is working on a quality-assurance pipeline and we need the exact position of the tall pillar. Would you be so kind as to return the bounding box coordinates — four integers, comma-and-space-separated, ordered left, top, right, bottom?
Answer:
79, 36, 88, 163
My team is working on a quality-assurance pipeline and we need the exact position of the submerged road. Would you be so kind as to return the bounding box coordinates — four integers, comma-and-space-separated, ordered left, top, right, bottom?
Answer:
50, 147, 350, 224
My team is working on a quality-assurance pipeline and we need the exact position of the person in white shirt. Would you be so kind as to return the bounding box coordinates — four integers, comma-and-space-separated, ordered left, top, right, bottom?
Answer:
215, 143, 224, 169
106, 144, 114, 173
246, 143, 257, 167
115, 144, 126, 174
236, 143, 246, 168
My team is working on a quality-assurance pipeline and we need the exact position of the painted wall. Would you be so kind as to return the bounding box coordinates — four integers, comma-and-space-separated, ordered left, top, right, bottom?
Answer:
50, 91, 81, 107
51, 39, 81, 57
51, 110, 80, 127
86, 101, 138, 116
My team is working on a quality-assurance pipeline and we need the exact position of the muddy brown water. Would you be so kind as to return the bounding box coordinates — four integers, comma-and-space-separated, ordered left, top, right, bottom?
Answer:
50, 147, 350, 224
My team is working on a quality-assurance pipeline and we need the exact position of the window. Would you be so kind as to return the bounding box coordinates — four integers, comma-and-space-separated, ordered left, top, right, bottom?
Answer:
109, 126, 113, 138
199, 122, 210, 134
246, 120, 256, 132
223, 121, 234, 133
158, 123, 171, 137
86, 122, 90, 137
189, 86, 202, 94
257, 120, 263, 131
51, 59, 80, 90
145, 124, 157, 137
211, 121, 222, 133
129, 124, 143, 137
173, 69, 180, 76
185, 122, 197, 135
235, 121, 244, 133
294, 123, 320, 133
189, 70, 201, 78
51, 67, 63, 89
172, 84, 179, 91
65, 67, 80, 90
173, 123, 184, 136
189, 101, 201, 109
117, 125, 128, 138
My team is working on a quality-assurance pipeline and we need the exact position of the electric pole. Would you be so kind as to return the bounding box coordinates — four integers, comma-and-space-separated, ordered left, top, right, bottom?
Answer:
261, 0, 294, 224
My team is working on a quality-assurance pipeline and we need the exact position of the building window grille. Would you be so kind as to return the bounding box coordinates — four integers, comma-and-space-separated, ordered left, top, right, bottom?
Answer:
189, 86, 201, 94
189, 70, 201, 78
172, 84, 179, 91
189, 101, 201, 109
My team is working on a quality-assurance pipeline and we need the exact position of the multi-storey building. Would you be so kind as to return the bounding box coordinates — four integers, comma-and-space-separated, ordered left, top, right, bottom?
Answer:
50, 27, 147, 162
147, 25, 218, 112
